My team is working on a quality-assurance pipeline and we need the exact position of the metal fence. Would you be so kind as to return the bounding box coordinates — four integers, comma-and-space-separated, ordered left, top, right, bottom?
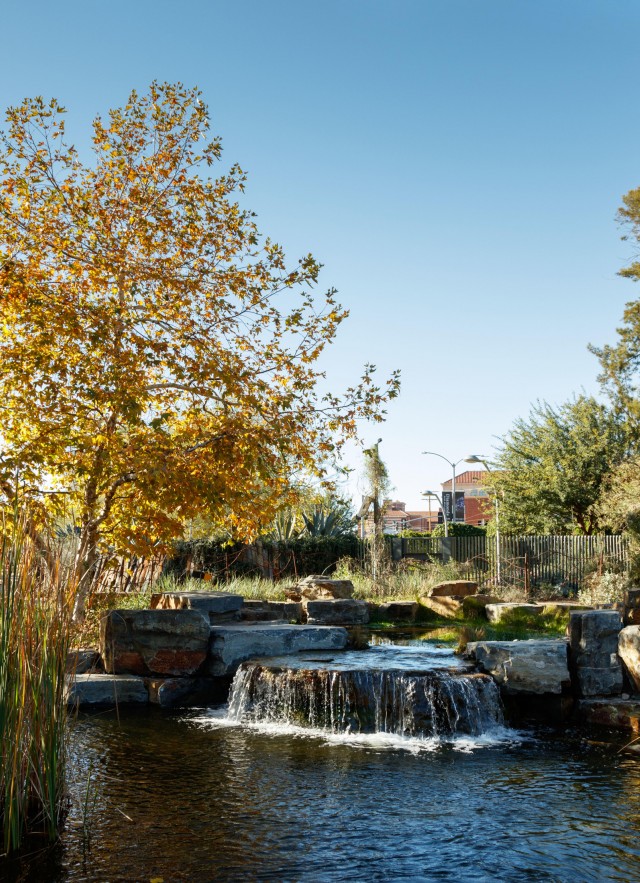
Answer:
389, 534, 628, 591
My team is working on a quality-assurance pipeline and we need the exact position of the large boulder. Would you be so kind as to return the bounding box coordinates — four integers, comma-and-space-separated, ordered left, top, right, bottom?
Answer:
304, 599, 369, 625
568, 610, 623, 697
207, 623, 348, 676
618, 625, 640, 692
430, 580, 478, 598
462, 594, 502, 618
146, 677, 229, 708
150, 591, 244, 622
466, 639, 570, 695
101, 609, 210, 676
374, 601, 419, 622
286, 575, 355, 601
420, 596, 464, 618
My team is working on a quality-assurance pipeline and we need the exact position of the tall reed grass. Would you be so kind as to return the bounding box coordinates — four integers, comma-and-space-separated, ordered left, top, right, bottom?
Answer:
0, 525, 74, 854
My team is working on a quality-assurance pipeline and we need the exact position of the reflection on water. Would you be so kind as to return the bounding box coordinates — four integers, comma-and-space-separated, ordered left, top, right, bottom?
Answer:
1, 710, 639, 882
369, 626, 460, 647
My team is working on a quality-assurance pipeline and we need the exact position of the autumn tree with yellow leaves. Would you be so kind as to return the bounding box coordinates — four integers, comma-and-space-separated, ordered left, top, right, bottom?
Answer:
0, 83, 399, 617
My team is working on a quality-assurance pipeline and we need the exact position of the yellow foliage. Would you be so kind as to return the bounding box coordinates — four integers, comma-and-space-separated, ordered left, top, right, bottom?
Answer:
0, 83, 399, 577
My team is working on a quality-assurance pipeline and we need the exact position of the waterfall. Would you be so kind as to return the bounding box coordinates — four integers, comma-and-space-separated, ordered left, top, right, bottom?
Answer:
226, 663, 503, 738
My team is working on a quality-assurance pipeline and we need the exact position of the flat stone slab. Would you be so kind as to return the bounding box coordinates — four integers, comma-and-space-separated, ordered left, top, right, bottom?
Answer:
485, 603, 542, 623
304, 599, 369, 625
151, 591, 244, 621
101, 609, 210, 676
467, 639, 570, 695
207, 623, 348, 676
430, 580, 478, 598
66, 673, 149, 707
241, 600, 303, 623
577, 697, 640, 732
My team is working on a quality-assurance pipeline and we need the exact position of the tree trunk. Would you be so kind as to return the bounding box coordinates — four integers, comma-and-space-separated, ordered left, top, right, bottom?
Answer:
72, 524, 101, 622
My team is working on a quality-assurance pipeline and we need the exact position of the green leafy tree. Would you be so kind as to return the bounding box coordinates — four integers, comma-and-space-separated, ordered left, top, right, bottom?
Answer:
591, 185, 640, 426
596, 455, 640, 580
489, 396, 630, 535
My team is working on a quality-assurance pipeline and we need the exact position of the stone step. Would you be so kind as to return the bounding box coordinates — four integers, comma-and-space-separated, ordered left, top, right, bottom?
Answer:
303, 599, 369, 625
150, 591, 244, 622
240, 600, 303, 622
207, 623, 348, 676
67, 673, 149, 707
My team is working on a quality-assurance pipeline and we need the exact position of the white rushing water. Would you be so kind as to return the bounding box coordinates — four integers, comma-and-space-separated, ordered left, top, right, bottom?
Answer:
193, 643, 515, 752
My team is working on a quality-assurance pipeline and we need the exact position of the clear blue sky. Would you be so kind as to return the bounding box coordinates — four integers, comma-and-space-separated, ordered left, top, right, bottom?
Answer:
3, 0, 640, 508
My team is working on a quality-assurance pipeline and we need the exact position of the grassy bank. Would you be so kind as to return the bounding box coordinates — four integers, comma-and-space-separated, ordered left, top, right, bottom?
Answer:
75, 565, 572, 653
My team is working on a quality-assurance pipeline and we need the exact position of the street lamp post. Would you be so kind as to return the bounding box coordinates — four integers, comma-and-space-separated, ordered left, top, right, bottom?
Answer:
422, 451, 465, 524
422, 490, 447, 537
464, 454, 501, 585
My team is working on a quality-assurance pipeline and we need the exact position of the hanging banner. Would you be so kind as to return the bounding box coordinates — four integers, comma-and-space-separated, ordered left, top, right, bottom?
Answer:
442, 491, 465, 522
442, 491, 453, 522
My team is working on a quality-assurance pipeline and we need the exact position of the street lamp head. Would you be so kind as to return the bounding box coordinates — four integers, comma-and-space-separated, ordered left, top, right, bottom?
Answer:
464, 454, 488, 466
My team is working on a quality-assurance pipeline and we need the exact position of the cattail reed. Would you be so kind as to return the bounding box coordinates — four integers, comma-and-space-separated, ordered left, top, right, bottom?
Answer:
0, 521, 74, 854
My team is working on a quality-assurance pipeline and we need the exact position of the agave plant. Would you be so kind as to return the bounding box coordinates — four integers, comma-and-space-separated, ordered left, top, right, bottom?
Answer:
301, 505, 355, 538
267, 509, 302, 541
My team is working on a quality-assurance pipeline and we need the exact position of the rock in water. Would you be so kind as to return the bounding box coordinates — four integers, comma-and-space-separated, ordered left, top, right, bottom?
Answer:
466, 639, 570, 695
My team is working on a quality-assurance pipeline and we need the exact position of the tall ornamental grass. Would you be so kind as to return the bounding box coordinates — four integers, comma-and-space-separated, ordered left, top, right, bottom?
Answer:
0, 527, 74, 855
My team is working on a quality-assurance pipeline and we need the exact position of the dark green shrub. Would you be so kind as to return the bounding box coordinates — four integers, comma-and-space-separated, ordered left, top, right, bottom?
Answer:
431, 522, 486, 537
164, 535, 363, 582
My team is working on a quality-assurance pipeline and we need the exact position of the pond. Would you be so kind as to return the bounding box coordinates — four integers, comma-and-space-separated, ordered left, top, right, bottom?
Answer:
2, 636, 640, 881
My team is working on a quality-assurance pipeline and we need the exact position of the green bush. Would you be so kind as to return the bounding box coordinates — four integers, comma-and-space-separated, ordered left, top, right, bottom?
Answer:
431, 522, 486, 537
